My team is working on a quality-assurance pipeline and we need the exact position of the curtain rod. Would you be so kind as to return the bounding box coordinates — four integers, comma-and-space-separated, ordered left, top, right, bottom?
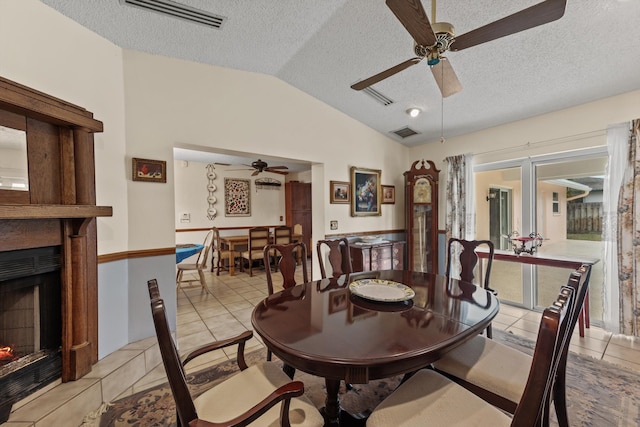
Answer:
454, 129, 607, 160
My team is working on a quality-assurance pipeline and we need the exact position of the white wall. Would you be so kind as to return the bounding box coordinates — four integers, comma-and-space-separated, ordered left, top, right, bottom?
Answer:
0, 0, 132, 358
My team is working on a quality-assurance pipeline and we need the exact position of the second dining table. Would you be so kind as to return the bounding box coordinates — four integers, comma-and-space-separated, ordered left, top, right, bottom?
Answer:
251, 269, 500, 426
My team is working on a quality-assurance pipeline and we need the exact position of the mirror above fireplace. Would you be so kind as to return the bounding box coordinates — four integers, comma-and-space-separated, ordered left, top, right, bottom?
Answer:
0, 125, 28, 192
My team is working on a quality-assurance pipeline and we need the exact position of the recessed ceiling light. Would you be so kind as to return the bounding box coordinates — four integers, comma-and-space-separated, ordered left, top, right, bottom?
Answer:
406, 108, 421, 118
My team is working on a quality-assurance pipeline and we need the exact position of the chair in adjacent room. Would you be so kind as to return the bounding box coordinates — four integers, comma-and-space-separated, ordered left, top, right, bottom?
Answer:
367, 284, 575, 427
210, 227, 235, 275
146, 279, 323, 427
316, 237, 353, 279
176, 230, 213, 292
431, 264, 591, 427
263, 242, 308, 363
240, 226, 270, 276
446, 238, 496, 337
272, 226, 293, 270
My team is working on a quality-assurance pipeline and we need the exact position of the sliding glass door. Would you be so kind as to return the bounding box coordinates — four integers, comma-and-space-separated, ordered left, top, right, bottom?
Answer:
474, 148, 607, 322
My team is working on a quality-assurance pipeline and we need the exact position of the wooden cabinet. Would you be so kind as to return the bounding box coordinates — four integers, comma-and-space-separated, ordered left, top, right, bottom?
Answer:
285, 182, 311, 255
404, 160, 439, 273
350, 241, 405, 272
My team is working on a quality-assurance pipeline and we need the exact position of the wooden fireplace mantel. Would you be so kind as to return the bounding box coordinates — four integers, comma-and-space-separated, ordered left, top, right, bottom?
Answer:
0, 205, 112, 219
1, 76, 112, 382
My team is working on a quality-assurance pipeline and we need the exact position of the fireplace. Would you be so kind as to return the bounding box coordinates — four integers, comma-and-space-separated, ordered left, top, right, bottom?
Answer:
0, 76, 113, 423
0, 246, 63, 420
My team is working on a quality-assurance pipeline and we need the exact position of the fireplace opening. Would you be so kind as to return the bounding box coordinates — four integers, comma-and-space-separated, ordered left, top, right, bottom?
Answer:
0, 246, 62, 421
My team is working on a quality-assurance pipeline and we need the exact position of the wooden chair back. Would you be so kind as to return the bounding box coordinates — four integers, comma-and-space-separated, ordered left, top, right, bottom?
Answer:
242, 226, 270, 276
317, 238, 353, 278
196, 230, 214, 268
553, 264, 592, 426
147, 279, 198, 426
445, 238, 494, 289
211, 227, 229, 275
264, 242, 308, 295
274, 226, 292, 245
511, 285, 574, 425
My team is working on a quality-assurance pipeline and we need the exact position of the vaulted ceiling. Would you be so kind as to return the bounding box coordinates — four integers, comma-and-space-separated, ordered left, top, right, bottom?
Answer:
41, 0, 640, 149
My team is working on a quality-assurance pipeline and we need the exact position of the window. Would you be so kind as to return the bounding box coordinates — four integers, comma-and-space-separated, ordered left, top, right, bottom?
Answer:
552, 192, 560, 215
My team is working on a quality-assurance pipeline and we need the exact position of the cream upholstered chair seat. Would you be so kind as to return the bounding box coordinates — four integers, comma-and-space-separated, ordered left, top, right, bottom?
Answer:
194, 363, 323, 426
368, 285, 575, 427
431, 265, 591, 425
432, 334, 531, 405
148, 279, 323, 427
367, 369, 512, 427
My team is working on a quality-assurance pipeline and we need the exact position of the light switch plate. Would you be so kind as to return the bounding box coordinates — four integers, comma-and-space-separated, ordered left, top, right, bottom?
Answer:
330, 220, 338, 230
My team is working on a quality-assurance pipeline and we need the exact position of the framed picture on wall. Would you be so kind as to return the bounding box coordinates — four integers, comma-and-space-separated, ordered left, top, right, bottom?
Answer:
330, 181, 350, 204
132, 158, 166, 183
382, 185, 395, 204
350, 166, 382, 217
224, 178, 251, 216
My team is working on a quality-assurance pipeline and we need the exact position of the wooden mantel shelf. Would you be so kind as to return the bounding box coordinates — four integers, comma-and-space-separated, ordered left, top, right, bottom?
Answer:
0, 205, 113, 219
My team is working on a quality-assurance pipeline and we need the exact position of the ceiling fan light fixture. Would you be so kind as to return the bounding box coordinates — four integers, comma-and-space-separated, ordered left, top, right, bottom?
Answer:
406, 108, 421, 118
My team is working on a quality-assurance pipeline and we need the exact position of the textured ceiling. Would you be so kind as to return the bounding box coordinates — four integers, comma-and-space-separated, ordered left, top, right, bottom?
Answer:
40, 0, 640, 150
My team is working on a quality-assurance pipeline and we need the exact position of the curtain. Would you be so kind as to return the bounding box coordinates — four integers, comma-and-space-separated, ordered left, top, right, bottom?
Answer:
445, 154, 466, 242
617, 119, 640, 336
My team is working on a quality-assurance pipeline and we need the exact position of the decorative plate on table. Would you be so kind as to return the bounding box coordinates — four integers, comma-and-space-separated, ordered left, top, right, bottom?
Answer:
349, 279, 415, 302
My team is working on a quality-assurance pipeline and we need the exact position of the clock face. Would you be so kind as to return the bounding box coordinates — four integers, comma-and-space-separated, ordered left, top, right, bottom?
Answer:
207, 183, 217, 192
207, 171, 217, 179
207, 195, 217, 204
207, 207, 217, 217
413, 178, 432, 203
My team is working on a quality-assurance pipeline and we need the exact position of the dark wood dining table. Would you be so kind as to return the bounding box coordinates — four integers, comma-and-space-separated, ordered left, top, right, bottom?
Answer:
251, 269, 500, 426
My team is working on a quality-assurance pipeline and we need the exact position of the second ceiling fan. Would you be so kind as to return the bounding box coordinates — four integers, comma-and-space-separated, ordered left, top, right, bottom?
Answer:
351, 0, 567, 97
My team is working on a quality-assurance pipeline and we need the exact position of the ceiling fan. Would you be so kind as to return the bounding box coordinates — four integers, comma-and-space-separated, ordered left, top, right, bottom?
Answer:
242, 159, 289, 176
351, 0, 567, 97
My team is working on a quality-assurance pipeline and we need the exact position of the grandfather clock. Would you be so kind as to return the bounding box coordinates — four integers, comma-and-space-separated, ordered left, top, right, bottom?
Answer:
404, 160, 440, 273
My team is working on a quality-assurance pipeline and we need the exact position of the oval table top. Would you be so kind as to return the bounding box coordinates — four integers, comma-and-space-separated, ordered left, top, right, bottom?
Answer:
251, 269, 500, 384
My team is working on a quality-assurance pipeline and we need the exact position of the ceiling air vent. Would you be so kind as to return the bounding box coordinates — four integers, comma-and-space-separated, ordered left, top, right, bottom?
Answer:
391, 127, 420, 139
120, 0, 226, 29
361, 87, 394, 106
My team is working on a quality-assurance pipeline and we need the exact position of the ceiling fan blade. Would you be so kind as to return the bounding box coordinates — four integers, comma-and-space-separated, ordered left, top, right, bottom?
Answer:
266, 169, 289, 175
251, 170, 259, 176
351, 57, 422, 91
266, 165, 288, 170
386, 0, 436, 47
430, 58, 462, 98
450, 0, 567, 51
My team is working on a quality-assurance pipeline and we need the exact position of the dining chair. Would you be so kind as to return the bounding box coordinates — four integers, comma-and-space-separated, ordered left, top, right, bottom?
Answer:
210, 227, 235, 275
367, 285, 575, 427
446, 238, 496, 337
146, 279, 323, 427
240, 226, 270, 276
176, 230, 213, 292
316, 237, 353, 279
272, 226, 294, 270
431, 264, 591, 427
263, 241, 308, 363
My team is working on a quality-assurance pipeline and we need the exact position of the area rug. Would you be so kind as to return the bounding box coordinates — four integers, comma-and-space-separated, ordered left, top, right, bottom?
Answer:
85, 331, 640, 426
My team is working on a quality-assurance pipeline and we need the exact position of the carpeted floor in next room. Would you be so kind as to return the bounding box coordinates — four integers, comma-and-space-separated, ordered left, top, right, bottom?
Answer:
83, 264, 640, 426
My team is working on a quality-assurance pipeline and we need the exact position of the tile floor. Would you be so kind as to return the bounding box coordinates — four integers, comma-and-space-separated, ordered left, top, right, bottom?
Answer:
3, 263, 640, 426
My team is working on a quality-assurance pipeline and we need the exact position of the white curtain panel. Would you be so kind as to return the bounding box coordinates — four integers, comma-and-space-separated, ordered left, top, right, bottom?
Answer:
602, 122, 630, 333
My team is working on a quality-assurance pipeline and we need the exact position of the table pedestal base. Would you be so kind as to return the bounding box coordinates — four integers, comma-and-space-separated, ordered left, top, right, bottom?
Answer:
322, 379, 368, 427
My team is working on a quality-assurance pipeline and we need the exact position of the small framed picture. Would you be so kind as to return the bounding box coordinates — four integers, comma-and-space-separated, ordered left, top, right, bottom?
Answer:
382, 185, 395, 204
329, 289, 349, 314
132, 158, 166, 183
330, 181, 350, 204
